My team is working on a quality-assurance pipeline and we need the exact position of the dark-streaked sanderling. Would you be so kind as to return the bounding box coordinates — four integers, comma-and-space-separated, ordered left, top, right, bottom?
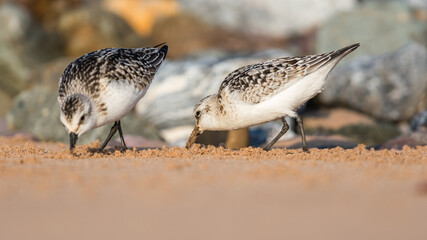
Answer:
58, 43, 168, 152
186, 43, 360, 151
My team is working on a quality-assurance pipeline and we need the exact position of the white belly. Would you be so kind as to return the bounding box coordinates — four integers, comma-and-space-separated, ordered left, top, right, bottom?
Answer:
96, 80, 148, 127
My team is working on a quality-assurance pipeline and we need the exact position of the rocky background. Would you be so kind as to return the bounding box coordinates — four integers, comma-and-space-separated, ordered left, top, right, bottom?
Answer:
0, 0, 426, 150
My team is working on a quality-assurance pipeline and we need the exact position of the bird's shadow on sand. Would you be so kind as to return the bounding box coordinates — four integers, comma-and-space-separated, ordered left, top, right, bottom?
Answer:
85, 146, 162, 155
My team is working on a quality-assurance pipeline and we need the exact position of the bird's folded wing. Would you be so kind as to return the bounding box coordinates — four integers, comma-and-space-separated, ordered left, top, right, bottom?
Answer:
58, 47, 167, 102
100, 48, 166, 89
218, 52, 336, 104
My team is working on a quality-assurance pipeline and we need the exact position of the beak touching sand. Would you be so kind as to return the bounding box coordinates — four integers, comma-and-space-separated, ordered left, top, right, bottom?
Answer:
185, 126, 201, 149
69, 132, 78, 152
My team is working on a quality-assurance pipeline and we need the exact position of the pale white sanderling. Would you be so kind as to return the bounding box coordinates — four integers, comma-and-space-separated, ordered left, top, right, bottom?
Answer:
58, 43, 168, 152
186, 43, 360, 151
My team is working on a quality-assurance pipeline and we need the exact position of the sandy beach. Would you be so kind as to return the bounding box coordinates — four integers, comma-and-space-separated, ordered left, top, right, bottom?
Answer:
1, 136, 426, 240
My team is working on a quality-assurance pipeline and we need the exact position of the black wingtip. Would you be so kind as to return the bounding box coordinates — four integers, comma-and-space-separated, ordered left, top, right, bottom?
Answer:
347, 43, 360, 50
159, 45, 168, 56
339, 43, 360, 54
331, 43, 360, 59
152, 42, 167, 48
152, 42, 168, 58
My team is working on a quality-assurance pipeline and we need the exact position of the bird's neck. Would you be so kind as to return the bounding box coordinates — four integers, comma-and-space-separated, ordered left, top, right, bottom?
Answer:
200, 95, 233, 131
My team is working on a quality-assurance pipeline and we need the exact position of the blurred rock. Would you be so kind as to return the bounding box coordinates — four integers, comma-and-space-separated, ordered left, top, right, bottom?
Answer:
109, 135, 169, 149
179, 0, 355, 38
407, 0, 427, 8
7, 88, 64, 142
0, 3, 63, 96
0, 90, 13, 117
316, 1, 427, 59
32, 57, 73, 92
193, 128, 250, 149
275, 135, 358, 150
306, 122, 401, 147
367, 0, 427, 9
7, 88, 162, 143
149, 13, 289, 59
57, 7, 144, 57
249, 128, 267, 148
3, 0, 83, 30
150, 14, 232, 59
135, 49, 292, 145
195, 131, 228, 147
380, 129, 427, 149
103, 0, 178, 36
0, 118, 7, 135
225, 128, 250, 149
411, 109, 427, 131
0, 116, 38, 140
320, 42, 427, 121
335, 123, 400, 146
303, 108, 375, 130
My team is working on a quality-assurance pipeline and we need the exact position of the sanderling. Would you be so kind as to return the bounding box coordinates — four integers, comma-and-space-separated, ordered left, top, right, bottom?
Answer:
58, 43, 168, 152
186, 43, 360, 151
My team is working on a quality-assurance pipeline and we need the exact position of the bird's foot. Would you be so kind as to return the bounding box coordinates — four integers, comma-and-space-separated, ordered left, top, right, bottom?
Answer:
263, 146, 272, 151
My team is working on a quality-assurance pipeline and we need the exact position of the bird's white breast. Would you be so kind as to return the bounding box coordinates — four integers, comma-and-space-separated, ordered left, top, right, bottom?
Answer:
96, 79, 148, 127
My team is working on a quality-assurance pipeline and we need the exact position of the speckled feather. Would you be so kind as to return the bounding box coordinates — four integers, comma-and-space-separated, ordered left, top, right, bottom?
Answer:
58, 45, 168, 119
219, 44, 360, 104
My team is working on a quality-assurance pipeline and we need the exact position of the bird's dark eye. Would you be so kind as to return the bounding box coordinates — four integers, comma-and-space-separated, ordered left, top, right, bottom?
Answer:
195, 111, 201, 118
80, 115, 86, 122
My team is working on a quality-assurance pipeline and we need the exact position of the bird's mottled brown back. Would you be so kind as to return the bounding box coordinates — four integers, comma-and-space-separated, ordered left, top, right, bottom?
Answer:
218, 44, 359, 104
58, 46, 168, 103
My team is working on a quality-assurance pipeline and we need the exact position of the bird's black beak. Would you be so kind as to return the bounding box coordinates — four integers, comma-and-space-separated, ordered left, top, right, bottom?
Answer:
69, 132, 78, 152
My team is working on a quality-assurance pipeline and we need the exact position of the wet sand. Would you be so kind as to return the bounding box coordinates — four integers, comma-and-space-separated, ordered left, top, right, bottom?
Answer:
0, 136, 426, 240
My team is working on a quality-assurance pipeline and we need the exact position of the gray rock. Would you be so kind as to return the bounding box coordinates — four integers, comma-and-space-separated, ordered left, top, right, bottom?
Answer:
316, 1, 427, 60
0, 3, 63, 96
411, 110, 427, 131
0, 90, 13, 117
307, 122, 401, 147
0, 116, 38, 140
380, 129, 427, 149
135, 49, 295, 145
285, 136, 358, 150
365, 0, 427, 9
320, 42, 427, 121
273, 135, 358, 150
57, 7, 144, 57
179, 0, 355, 38
405, 0, 427, 8
7, 88, 162, 144
31, 57, 74, 92
0, 118, 8, 135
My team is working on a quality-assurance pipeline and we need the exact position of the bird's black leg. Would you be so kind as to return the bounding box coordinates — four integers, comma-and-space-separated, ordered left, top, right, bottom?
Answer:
99, 121, 119, 152
264, 118, 289, 151
116, 120, 127, 152
295, 115, 309, 152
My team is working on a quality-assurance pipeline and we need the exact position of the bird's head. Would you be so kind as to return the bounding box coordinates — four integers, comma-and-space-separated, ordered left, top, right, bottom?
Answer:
59, 94, 97, 151
185, 94, 220, 148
